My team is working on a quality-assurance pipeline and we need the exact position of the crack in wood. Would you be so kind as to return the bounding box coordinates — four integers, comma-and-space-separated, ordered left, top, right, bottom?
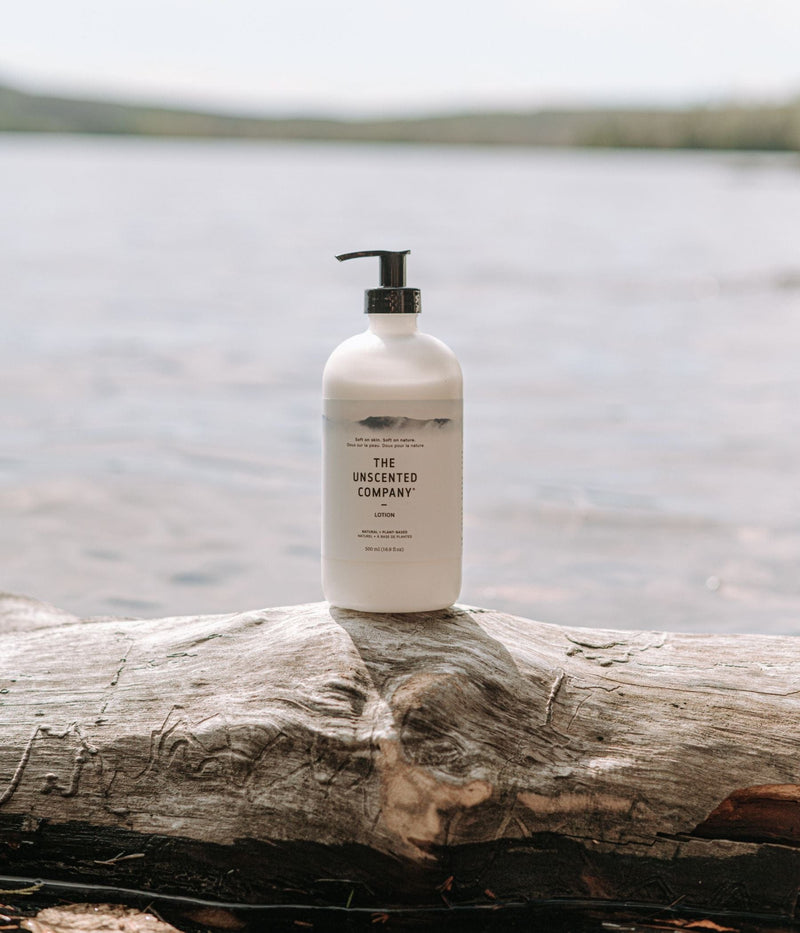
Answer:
99, 635, 135, 716
544, 671, 565, 726
109, 656, 128, 687
0, 726, 41, 807
564, 632, 667, 667
40, 725, 99, 798
134, 707, 188, 781
1, 723, 101, 805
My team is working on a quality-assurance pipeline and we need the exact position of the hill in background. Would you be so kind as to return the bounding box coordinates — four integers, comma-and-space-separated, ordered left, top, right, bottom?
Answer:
1, 81, 799, 151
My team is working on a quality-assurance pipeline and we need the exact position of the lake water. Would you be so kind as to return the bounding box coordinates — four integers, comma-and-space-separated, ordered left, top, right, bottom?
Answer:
2, 135, 800, 633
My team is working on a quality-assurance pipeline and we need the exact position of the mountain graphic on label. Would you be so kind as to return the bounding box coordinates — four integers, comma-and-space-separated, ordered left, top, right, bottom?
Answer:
358, 416, 452, 431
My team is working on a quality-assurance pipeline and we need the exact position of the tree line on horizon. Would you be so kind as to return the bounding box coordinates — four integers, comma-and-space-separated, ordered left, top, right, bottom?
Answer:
1, 81, 799, 151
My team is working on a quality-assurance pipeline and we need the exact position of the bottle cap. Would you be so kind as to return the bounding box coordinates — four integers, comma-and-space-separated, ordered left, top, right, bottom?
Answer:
336, 249, 421, 314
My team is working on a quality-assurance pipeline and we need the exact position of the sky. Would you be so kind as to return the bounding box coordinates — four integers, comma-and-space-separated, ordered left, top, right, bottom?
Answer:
3, 0, 800, 116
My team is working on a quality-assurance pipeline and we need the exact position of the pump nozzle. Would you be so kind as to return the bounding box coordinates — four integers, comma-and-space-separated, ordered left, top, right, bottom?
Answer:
335, 249, 421, 314
336, 250, 410, 288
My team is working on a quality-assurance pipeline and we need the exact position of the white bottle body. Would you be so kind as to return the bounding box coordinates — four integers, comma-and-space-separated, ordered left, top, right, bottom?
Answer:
322, 313, 462, 612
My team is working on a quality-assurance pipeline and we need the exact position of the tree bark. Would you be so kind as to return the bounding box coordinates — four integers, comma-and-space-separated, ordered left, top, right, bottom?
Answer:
2, 593, 800, 921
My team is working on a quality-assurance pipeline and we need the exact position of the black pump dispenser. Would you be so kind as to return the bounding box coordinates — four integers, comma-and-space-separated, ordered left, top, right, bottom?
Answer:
336, 249, 421, 314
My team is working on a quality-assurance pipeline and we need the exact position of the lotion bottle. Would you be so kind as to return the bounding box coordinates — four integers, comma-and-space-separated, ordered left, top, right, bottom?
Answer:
322, 249, 463, 612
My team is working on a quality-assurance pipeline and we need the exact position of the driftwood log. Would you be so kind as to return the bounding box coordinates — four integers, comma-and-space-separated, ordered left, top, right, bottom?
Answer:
2, 594, 800, 926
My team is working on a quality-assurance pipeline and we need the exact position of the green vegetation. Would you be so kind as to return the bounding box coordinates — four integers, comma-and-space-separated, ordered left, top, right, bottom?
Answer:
2, 81, 800, 151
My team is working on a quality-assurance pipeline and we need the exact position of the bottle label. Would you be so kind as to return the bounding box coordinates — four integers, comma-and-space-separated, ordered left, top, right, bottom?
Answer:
323, 398, 462, 563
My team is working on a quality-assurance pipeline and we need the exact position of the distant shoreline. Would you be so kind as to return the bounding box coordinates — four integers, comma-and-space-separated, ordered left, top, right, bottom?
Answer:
2, 82, 799, 152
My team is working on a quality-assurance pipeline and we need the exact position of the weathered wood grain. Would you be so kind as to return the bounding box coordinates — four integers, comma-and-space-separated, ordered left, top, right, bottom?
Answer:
21, 903, 181, 933
1, 593, 800, 918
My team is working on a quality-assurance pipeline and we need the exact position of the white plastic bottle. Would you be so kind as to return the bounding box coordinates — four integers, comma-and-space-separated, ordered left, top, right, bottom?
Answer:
322, 250, 463, 612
